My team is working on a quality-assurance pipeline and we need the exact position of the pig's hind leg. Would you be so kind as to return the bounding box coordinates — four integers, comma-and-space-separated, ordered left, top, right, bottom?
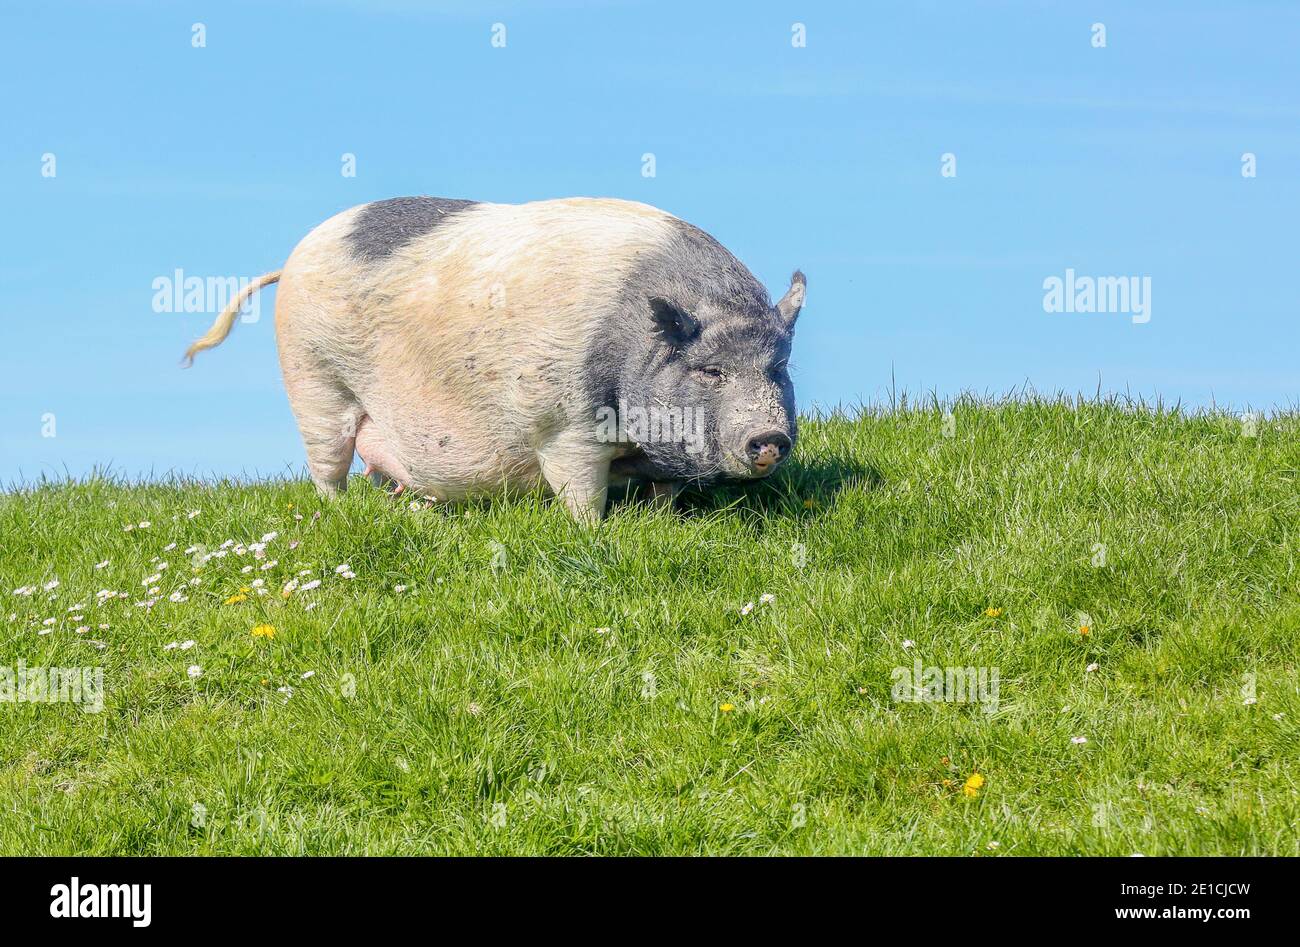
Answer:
282, 365, 362, 498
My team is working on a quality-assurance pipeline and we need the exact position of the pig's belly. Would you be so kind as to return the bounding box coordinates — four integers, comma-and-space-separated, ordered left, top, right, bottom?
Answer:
354, 414, 541, 500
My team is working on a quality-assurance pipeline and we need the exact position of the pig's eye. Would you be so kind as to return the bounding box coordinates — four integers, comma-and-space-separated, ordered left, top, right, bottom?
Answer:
693, 365, 725, 381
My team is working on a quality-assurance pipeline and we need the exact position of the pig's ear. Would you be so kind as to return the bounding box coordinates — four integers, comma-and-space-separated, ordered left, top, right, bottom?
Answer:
775, 270, 806, 328
649, 297, 700, 347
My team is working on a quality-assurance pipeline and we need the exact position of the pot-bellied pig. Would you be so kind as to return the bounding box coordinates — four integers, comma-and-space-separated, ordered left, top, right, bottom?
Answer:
185, 196, 806, 522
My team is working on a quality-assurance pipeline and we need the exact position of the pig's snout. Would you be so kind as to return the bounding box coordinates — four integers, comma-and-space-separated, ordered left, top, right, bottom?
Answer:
744, 430, 792, 476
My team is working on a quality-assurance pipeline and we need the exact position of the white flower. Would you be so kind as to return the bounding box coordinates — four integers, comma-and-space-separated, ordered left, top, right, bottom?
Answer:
595, 627, 611, 635
1086, 663, 1099, 673
250, 578, 265, 589
261, 532, 278, 543
43, 579, 60, 591
123, 524, 134, 532
241, 565, 254, 574
138, 521, 151, 529
339, 570, 355, 580
1070, 736, 1088, 745
277, 686, 294, 697
902, 639, 915, 650
157, 561, 169, 571
301, 670, 315, 679
304, 602, 318, 611
260, 560, 278, 571
169, 591, 188, 603
759, 593, 775, 605
300, 579, 321, 592
219, 539, 234, 549
42, 617, 56, 626
187, 665, 203, 678
187, 509, 201, 519
13, 586, 34, 596
1243, 697, 1257, 706
740, 602, 755, 616
335, 564, 351, 574
394, 584, 408, 593
289, 540, 299, 550
94, 560, 109, 570
163, 641, 180, 650
297, 569, 313, 577
74, 625, 88, 634
163, 542, 177, 552
142, 574, 160, 587
184, 545, 199, 555
180, 640, 196, 650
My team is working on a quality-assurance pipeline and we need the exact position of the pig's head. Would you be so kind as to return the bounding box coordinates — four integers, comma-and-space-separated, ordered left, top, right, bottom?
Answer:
598, 225, 805, 488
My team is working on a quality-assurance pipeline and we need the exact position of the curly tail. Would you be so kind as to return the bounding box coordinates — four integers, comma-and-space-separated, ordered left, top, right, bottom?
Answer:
182, 270, 282, 366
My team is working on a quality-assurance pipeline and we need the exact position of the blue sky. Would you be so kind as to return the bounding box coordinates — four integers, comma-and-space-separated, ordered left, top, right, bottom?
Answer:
2, 1, 1297, 483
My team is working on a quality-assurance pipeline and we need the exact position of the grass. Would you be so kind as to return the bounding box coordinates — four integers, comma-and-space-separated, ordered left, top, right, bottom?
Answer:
1, 395, 1298, 855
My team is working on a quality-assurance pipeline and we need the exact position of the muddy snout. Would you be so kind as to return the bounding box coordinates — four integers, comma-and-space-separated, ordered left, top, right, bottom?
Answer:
744, 430, 792, 476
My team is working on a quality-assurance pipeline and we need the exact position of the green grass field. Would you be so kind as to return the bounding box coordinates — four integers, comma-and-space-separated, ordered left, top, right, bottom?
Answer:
2, 397, 1297, 855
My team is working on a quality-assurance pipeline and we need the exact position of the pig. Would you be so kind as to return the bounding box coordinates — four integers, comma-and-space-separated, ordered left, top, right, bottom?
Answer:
185, 196, 805, 522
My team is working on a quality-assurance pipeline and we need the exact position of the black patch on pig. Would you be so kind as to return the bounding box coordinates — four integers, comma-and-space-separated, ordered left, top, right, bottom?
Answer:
347, 196, 478, 263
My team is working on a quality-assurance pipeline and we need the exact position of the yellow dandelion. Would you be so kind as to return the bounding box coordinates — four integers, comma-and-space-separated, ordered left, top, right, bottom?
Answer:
985, 607, 1002, 618
224, 592, 248, 605
963, 773, 985, 798
251, 623, 276, 639
1079, 624, 1091, 637
719, 702, 735, 713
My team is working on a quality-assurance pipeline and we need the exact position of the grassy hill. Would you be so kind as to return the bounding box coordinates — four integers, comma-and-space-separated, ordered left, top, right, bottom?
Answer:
2, 397, 1297, 855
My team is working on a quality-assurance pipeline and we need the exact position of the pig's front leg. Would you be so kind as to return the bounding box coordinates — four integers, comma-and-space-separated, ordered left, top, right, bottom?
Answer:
538, 432, 612, 524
